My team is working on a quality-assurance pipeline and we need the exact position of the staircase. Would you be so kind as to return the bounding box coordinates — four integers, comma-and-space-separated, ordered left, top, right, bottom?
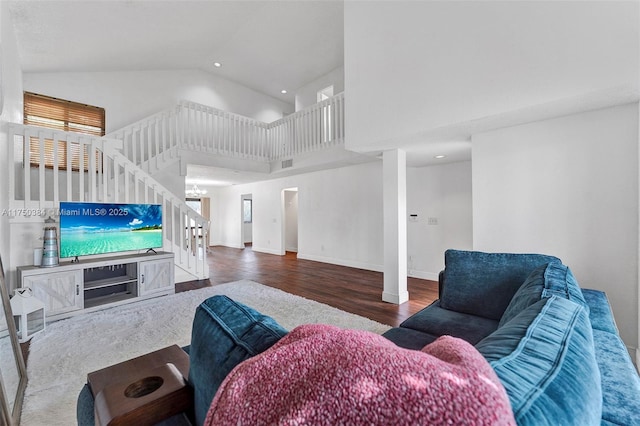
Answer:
7, 125, 209, 280
5, 92, 345, 281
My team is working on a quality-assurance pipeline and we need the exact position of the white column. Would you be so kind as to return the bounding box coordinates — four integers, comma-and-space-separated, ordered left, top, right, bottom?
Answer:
382, 149, 409, 304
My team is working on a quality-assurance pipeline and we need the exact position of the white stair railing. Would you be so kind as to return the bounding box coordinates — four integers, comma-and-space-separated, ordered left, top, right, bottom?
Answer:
8, 124, 112, 208
107, 106, 182, 175
106, 93, 346, 169
8, 124, 209, 280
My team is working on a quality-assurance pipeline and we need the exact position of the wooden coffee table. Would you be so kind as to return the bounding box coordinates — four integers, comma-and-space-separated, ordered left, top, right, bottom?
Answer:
88, 345, 192, 426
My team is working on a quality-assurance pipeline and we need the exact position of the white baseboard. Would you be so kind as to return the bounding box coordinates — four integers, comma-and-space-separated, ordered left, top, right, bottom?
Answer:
297, 254, 441, 282
296, 253, 383, 273
174, 267, 197, 284
251, 246, 282, 256
382, 290, 409, 305
214, 242, 245, 249
408, 270, 439, 281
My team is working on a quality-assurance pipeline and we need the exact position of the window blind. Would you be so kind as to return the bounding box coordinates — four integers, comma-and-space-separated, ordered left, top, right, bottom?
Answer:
24, 92, 106, 171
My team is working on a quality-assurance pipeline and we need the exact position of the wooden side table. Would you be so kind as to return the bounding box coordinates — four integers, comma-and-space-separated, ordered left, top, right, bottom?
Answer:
88, 345, 193, 426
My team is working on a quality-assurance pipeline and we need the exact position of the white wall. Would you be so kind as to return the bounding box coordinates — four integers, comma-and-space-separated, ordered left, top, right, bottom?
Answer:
0, 4, 22, 125
344, 1, 639, 152
23, 69, 294, 132
295, 66, 344, 111
1, 2, 25, 286
213, 160, 473, 278
296, 163, 383, 269
407, 161, 473, 280
215, 162, 384, 266
473, 103, 639, 353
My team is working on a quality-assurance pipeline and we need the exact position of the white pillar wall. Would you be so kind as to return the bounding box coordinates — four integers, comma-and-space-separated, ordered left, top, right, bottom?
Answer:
382, 149, 409, 304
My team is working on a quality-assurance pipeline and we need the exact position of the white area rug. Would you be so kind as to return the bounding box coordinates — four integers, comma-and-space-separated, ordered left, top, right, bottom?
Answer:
21, 280, 391, 425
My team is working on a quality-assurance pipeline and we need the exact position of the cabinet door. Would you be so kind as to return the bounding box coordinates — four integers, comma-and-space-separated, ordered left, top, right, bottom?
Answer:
24, 270, 83, 316
139, 259, 174, 296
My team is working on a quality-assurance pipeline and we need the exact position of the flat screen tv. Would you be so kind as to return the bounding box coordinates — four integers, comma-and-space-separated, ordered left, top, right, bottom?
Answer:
59, 202, 163, 259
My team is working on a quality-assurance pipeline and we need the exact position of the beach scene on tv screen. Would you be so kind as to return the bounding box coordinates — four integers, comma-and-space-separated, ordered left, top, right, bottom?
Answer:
60, 203, 162, 258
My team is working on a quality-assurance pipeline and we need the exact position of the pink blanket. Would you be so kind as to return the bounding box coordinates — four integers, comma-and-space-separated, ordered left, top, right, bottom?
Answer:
205, 324, 515, 425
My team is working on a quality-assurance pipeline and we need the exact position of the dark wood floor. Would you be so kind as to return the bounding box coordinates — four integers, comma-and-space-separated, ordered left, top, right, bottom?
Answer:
177, 245, 439, 327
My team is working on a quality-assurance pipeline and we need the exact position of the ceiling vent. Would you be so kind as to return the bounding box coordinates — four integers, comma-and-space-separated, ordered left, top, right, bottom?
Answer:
281, 159, 293, 169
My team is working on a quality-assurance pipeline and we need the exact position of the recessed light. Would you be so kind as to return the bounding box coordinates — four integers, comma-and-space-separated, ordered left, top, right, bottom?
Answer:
434, 155, 446, 159
213, 62, 222, 68
281, 90, 287, 94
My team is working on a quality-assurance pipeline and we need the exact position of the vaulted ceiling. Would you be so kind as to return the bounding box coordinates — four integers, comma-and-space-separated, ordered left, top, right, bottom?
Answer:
8, 1, 639, 179
8, 0, 344, 106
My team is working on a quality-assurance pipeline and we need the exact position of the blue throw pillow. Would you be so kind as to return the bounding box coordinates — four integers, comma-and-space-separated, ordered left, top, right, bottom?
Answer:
476, 297, 602, 425
188, 295, 288, 426
499, 262, 587, 327
439, 249, 561, 320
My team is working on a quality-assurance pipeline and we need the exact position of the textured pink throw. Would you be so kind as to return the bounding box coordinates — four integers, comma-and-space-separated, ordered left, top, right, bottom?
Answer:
205, 324, 515, 426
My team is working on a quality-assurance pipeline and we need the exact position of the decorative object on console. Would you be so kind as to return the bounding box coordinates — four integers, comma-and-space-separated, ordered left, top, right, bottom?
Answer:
32, 248, 43, 267
41, 216, 59, 267
0, 256, 28, 426
10, 288, 45, 343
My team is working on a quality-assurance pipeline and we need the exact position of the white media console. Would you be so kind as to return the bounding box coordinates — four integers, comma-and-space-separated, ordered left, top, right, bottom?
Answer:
17, 251, 175, 322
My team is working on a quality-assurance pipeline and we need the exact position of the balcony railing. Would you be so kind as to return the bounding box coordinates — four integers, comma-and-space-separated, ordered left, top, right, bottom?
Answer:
268, 93, 345, 160
107, 93, 345, 172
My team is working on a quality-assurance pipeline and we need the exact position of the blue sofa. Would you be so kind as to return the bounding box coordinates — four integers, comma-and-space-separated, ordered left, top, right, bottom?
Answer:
78, 249, 640, 425
383, 249, 640, 426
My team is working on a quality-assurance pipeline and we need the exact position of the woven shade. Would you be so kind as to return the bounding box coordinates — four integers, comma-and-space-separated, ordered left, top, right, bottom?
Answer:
24, 92, 105, 171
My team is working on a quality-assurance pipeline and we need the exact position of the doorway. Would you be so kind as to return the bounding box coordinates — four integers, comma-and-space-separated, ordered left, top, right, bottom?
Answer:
241, 194, 252, 247
283, 188, 298, 253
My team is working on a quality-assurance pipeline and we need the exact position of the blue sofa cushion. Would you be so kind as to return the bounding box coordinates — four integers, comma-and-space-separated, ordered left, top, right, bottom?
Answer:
440, 249, 561, 320
476, 296, 602, 425
188, 295, 288, 426
399, 300, 499, 345
591, 329, 640, 425
581, 289, 640, 425
581, 289, 619, 334
499, 262, 587, 327
381, 326, 439, 350
77, 384, 95, 426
